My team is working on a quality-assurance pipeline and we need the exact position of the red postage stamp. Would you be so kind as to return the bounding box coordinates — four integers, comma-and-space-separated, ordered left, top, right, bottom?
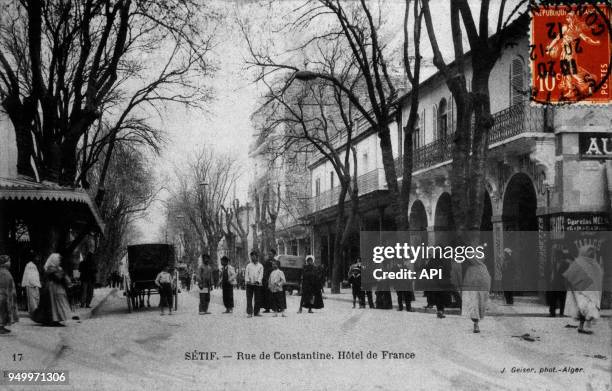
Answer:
530, 3, 611, 104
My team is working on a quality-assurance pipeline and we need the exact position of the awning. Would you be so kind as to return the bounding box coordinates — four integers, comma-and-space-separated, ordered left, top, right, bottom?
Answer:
0, 176, 105, 232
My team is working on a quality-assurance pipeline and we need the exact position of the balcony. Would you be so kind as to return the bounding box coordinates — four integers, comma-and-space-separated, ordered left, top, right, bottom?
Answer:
309, 102, 546, 214
393, 102, 545, 174
488, 102, 545, 144
310, 168, 382, 212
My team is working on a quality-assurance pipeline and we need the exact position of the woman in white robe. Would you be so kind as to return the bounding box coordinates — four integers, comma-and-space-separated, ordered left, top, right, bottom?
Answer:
21, 261, 41, 315
563, 244, 602, 335
461, 257, 491, 333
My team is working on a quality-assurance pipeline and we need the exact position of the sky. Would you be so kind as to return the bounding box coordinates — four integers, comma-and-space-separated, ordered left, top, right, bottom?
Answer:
134, 0, 525, 243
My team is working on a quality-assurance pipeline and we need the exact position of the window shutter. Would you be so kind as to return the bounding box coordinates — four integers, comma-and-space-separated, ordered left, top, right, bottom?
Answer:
450, 96, 455, 134
422, 109, 426, 145
432, 105, 437, 140
510, 58, 524, 105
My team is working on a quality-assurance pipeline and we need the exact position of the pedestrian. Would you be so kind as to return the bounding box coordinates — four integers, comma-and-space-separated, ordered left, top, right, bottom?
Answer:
546, 247, 570, 317
394, 260, 414, 312
360, 261, 374, 308
79, 252, 97, 308
461, 256, 491, 333
298, 255, 324, 314
563, 244, 603, 335
197, 254, 213, 315
21, 256, 41, 315
185, 267, 192, 292
0, 255, 18, 334
502, 248, 515, 305
32, 253, 73, 327
219, 256, 236, 313
245, 250, 264, 317
348, 258, 364, 308
155, 266, 174, 315
262, 249, 275, 313
268, 260, 287, 317
426, 256, 451, 319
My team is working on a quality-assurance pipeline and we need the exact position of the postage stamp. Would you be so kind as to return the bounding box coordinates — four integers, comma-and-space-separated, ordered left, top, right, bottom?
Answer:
530, 3, 611, 105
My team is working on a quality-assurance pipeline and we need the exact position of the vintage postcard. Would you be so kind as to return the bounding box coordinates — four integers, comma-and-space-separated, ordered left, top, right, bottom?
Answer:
0, 1, 610, 390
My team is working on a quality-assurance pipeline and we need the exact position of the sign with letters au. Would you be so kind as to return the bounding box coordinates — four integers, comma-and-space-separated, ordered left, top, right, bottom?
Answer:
579, 133, 612, 159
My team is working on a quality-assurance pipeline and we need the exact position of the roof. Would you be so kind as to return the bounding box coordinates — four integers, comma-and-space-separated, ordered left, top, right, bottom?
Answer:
0, 176, 105, 232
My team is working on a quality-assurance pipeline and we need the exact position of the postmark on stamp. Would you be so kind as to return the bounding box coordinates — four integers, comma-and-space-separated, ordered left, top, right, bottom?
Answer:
530, 2, 611, 105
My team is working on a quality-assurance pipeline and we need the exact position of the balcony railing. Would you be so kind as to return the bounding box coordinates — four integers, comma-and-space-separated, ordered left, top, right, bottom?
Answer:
310, 168, 381, 212
309, 102, 546, 213
488, 102, 545, 144
393, 102, 545, 174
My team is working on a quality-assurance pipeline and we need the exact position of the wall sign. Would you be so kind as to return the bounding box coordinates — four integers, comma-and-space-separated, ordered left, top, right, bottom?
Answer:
579, 133, 612, 159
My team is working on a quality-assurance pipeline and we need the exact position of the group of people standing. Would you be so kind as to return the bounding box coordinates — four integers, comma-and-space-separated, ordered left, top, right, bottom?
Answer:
0, 252, 91, 334
347, 251, 492, 333
347, 240, 605, 335
186, 249, 324, 318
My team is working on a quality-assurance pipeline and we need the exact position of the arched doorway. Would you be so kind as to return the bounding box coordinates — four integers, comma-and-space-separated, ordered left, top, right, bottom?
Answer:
502, 173, 538, 293
409, 200, 428, 245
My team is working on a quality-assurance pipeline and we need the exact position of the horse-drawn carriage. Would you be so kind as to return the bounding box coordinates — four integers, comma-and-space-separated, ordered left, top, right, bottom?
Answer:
122, 243, 178, 312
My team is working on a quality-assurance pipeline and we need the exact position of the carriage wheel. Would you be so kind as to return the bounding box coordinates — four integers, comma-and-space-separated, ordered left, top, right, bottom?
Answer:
125, 280, 132, 313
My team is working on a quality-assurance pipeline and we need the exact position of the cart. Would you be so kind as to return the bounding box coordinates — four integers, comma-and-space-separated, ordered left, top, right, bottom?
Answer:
123, 244, 178, 312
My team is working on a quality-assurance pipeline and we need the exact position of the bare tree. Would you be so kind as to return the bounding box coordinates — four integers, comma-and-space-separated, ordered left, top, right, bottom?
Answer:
421, 0, 527, 233
172, 147, 241, 265
244, 0, 424, 231
252, 68, 362, 292
91, 144, 157, 283
0, 0, 216, 255
250, 179, 281, 256
229, 199, 251, 267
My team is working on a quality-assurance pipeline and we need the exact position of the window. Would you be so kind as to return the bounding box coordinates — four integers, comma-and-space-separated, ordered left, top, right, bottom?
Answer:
330, 171, 334, 189
412, 114, 422, 149
510, 57, 525, 106
315, 177, 321, 196
362, 152, 368, 172
437, 98, 448, 140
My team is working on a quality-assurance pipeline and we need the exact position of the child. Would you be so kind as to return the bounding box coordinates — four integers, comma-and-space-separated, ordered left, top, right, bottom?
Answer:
155, 266, 174, 315
268, 261, 287, 317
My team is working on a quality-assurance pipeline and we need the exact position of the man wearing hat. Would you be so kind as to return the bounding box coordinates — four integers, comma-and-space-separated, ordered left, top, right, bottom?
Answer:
502, 248, 515, 305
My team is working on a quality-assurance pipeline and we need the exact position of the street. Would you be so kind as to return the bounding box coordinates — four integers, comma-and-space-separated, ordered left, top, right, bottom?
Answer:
1, 288, 610, 391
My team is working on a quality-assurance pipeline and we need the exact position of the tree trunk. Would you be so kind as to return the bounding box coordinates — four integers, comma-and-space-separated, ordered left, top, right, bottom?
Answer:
2, 96, 35, 178
378, 124, 408, 230
331, 184, 349, 293
401, 99, 418, 231
468, 67, 495, 230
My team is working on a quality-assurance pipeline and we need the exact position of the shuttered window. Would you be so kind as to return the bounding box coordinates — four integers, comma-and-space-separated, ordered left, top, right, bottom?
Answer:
438, 98, 448, 140
412, 114, 421, 149
510, 57, 525, 106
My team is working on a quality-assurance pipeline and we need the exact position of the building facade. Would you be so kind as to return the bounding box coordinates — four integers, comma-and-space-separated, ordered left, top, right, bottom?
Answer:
300, 29, 611, 305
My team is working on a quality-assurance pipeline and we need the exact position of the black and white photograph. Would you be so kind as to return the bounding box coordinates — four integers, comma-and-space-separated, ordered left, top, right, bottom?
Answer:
0, 0, 611, 390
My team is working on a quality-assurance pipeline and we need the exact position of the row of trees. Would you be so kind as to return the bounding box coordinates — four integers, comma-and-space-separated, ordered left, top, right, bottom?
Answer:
166, 147, 248, 268
0, 0, 218, 272
0, 0, 217, 260
245, 0, 527, 292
